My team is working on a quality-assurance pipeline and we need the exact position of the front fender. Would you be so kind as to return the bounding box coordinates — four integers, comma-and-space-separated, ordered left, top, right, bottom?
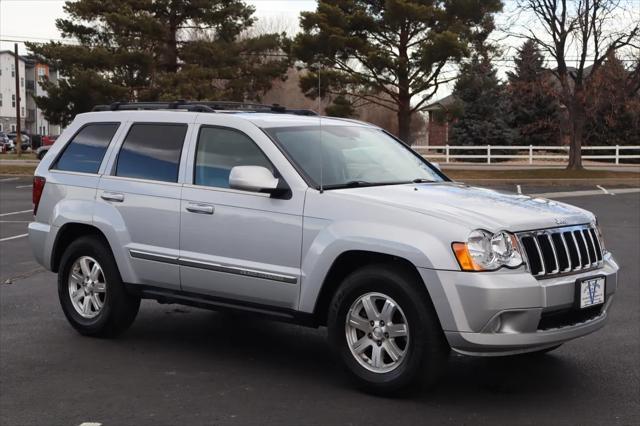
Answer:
297, 218, 461, 313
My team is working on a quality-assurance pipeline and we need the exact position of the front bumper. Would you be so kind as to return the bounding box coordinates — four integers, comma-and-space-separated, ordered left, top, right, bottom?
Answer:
419, 253, 618, 355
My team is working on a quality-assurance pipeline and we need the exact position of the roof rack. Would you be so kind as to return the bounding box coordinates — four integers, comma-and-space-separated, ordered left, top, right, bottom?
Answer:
92, 100, 317, 116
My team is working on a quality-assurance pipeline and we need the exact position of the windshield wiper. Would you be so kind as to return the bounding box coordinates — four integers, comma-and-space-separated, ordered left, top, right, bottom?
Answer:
322, 180, 372, 190
412, 178, 434, 183
322, 180, 417, 190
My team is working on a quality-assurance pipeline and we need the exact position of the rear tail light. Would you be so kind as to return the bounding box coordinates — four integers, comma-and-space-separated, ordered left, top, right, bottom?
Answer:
33, 176, 46, 215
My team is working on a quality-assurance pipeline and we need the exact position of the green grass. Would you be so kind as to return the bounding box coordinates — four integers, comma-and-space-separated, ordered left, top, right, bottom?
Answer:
0, 164, 37, 175
0, 152, 37, 160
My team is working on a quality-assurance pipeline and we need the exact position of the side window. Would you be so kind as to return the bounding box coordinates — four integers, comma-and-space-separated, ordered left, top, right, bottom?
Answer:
53, 123, 119, 174
116, 123, 187, 183
194, 126, 273, 189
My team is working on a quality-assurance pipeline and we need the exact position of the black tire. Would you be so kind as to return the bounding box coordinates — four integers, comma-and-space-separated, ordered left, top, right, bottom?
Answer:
328, 264, 449, 395
58, 235, 140, 337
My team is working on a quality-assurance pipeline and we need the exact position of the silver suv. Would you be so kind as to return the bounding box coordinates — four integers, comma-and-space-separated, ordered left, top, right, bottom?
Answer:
29, 101, 618, 393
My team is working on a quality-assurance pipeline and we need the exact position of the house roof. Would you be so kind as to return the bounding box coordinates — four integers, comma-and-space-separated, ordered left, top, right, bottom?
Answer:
423, 94, 458, 111
0, 50, 28, 63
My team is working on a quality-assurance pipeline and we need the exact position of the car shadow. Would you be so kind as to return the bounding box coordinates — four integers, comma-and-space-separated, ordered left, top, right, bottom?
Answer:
117, 304, 583, 401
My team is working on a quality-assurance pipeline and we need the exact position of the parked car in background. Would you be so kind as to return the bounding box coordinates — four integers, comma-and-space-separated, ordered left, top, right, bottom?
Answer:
36, 144, 51, 160
0, 131, 10, 145
7, 132, 31, 143
0, 132, 14, 152
7, 132, 32, 151
30, 134, 43, 150
42, 135, 58, 146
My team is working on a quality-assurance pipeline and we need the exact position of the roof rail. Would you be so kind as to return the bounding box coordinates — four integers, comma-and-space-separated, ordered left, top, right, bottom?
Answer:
92, 101, 216, 113
91, 100, 318, 116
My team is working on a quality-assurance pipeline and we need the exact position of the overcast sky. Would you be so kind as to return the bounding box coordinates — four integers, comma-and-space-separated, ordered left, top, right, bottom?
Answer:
1, 0, 638, 102
0, 0, 317, 53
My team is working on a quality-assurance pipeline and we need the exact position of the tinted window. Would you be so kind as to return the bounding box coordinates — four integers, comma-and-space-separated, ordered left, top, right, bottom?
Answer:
116, 123, 187, 182
194, 127, 273, 188
54, 123, 119, 173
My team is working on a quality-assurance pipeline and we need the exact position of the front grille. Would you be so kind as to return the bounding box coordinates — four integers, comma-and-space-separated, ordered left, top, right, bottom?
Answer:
538, 306, 603, 331
517, 224, 604, 279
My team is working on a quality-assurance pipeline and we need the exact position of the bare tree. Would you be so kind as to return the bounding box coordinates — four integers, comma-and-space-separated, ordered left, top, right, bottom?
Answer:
518, 0, 639, 169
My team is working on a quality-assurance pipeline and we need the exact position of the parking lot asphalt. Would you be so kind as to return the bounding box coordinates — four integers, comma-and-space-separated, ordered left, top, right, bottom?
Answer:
1, 176, 639, 425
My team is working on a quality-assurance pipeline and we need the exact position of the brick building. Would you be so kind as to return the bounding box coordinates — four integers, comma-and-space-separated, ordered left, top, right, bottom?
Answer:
424, 94, 457, 146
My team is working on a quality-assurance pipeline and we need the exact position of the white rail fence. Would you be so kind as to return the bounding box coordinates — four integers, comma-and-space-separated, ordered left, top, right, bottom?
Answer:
412, 145, 640, 165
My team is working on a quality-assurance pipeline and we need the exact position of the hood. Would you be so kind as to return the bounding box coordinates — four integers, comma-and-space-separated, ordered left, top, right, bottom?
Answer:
336, 182, 594, 232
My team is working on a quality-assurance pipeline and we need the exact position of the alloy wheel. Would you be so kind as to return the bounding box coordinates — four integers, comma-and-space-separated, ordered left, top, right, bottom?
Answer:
345, 292, 410, 373
68, 256, 107, 319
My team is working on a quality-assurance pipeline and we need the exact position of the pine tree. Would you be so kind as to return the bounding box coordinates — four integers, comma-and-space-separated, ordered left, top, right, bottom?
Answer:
26, 0, 290, 125
325, 95, 357, 118
450, 56, 515, 149
506, 40, 562, 146
585, 53, 640, 146
292, 0, 504, 143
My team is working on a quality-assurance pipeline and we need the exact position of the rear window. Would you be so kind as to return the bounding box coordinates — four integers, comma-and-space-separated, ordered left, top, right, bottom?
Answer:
53, 123, 119, 173
116, 123, 187, 183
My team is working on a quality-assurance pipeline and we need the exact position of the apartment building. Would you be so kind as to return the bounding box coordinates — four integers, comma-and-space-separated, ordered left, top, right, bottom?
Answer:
23, 56, 61, 136
0, 50, 26, 133
0, 50, 61, 136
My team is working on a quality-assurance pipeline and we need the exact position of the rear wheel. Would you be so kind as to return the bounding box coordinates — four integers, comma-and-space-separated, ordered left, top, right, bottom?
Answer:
328, 264, 449, 394
58, 236, 140, 337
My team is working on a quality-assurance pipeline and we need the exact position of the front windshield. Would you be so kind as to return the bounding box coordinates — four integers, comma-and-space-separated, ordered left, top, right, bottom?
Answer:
265, 125, 445, 189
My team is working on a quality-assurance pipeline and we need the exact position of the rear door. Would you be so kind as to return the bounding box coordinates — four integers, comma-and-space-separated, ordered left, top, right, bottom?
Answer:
179, 119, 305, 309
97, 116, 192, 289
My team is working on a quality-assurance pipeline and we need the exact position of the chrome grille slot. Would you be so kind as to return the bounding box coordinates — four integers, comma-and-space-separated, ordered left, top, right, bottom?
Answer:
551, 233, 570, 272
564, 231, 580, 268
589, 228, 603, 262
536, 234, 558, 274
520, 236, 543, 275
518, 224, 604, 279
583, 229, 597, 266
573, 230, 589, 267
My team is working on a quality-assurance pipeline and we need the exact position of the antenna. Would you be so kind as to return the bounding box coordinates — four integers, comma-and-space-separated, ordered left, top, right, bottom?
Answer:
315, 63, 324, 194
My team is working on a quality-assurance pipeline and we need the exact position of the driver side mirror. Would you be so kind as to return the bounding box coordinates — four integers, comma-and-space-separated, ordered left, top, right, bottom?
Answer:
431, 162, 441, 171
229, 166, 287, 197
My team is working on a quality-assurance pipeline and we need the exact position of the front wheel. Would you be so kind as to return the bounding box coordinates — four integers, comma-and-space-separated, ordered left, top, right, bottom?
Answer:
328, 264, 449, 394
58, 236, 140, 337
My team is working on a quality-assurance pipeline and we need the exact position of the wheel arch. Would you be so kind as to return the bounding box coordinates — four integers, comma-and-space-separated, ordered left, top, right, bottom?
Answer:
51, 223, 111, 273
312, 250, 431, 326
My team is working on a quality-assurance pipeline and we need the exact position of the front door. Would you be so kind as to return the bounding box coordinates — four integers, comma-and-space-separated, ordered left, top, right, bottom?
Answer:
179, 125, 304, 309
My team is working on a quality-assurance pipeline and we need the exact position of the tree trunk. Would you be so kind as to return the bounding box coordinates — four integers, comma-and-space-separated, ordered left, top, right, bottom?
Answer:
397, 100, 412, 144
396, 23, 411, 145
567, 95, 585, 170
165, 22, 179, 73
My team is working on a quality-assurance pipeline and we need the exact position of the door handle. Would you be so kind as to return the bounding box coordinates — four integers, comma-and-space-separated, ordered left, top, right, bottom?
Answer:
186, 203, 214, 215
101, 192, 125, 202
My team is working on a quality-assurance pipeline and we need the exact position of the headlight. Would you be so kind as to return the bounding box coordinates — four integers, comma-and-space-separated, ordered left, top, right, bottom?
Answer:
452, 229, 523, 271
594, 217, 606, 253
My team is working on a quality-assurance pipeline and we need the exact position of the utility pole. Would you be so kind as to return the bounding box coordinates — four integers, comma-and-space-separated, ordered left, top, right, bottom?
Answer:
14, 43, 22, 157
